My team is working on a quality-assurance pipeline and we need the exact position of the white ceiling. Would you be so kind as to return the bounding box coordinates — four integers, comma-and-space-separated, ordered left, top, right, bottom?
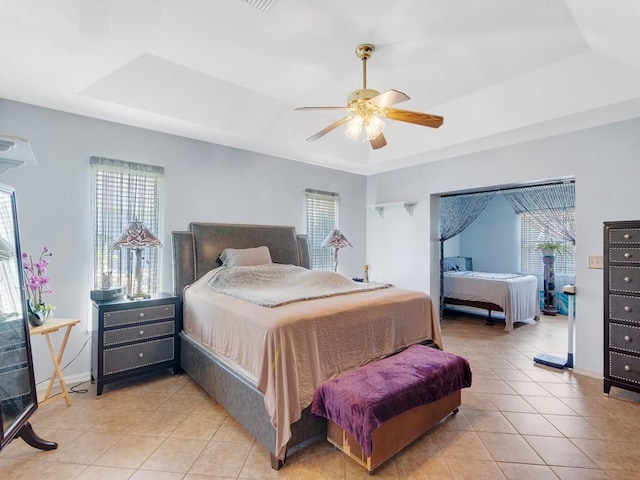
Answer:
1, 0, 640, 175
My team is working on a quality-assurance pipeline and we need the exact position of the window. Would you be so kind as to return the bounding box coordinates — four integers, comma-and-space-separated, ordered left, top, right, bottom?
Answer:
91, 157, 164, 294
520, 210, 575, 276
305, 189, 339, 270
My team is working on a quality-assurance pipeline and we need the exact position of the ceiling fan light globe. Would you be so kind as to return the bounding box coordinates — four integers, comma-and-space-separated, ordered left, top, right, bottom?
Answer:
345, 115, 364, 140
365, 115, 385, 141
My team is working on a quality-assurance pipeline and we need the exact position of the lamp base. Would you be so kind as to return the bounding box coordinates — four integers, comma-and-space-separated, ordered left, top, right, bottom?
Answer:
127, 293, 151, 300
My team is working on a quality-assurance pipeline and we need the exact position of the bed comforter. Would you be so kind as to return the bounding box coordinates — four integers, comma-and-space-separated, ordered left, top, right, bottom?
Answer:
444, 271, 539, 332
184, 266, 442, 460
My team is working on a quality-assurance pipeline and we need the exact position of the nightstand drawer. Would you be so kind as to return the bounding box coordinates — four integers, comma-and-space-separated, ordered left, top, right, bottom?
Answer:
103, 337, 174, 376
608, 351, 640, 386
103, 321, 175, 347
103, 304, 175, 328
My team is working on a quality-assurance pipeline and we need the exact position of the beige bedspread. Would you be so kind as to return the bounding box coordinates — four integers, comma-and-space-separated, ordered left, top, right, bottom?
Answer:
183, 268, 441, 460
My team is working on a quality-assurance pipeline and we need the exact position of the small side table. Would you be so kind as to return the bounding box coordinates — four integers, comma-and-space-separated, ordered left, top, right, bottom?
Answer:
29, 318, 80, 407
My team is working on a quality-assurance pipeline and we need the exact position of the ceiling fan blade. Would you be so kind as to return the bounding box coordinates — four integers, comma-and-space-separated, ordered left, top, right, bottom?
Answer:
295, 106, 349, 111
385, 108, 444, 128
305, 116, 351, 142
369, 132, 387, 150
369, 89, 410, 108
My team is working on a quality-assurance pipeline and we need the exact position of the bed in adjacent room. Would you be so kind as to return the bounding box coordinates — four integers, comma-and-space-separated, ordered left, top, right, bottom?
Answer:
172, 222, 442, 469
443, 256, 539, 332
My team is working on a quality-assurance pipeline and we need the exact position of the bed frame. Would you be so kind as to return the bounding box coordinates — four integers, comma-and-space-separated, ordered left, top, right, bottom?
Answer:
442, 297, 503, 325
172, 222, 323, 469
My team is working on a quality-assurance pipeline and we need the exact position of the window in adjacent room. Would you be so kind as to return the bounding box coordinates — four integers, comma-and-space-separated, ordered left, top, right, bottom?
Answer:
520, 210, 575, 277
90, 157, 164, 294
305, 188, 339, 270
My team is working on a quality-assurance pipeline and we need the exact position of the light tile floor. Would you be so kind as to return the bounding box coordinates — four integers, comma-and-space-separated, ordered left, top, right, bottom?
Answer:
2, 312, 640, 479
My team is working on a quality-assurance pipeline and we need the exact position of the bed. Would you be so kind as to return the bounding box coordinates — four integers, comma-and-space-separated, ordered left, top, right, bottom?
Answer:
172, 222, 442, 469
443, 256, 539, 332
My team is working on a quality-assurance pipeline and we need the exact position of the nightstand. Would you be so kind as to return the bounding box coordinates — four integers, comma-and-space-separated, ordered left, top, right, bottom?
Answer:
91, 293, 182, 395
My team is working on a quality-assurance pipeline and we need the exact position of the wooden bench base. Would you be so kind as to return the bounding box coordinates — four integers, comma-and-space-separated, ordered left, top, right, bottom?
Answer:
327, 390, 461, 474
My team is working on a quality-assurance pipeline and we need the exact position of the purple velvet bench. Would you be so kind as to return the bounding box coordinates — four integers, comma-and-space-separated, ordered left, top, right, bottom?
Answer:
312, 344, 472, 474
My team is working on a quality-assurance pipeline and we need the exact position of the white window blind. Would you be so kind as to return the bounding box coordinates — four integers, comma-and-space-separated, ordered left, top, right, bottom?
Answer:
0, 193, 21, 315
305, 189, 339, 271
520, 210, 575, 276
90, 157, 164, 293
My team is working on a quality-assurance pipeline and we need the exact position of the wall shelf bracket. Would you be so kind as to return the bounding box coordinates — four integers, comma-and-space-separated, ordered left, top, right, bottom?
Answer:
369, 202, 417, 218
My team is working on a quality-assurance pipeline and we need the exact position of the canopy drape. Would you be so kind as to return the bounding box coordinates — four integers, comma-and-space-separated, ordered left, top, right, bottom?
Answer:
438, 192, 495, 316
501, 182, 575, 244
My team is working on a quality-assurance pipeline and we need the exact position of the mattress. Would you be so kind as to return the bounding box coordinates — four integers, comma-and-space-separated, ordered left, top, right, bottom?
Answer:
183, 268, 441, 459
444, 271, 539, 332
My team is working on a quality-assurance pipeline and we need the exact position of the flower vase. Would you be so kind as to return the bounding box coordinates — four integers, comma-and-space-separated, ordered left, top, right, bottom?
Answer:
28, 302, 50, 327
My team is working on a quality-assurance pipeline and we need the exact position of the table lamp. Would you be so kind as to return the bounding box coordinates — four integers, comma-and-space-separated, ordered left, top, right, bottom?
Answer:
112, 221, 162, 299
321, 229, 352, 272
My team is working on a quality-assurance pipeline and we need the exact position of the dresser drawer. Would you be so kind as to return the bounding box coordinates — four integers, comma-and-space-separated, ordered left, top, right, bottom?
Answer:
103, 304, 175, 328
102, 337, 174, 376
609, 294, 640, 324
608, 227, 640, 245
103, 320, 175, 347
609, 323, 640, 355
608, 351, 640, 386
609, 247, 640, 264
608, 266, 640, 294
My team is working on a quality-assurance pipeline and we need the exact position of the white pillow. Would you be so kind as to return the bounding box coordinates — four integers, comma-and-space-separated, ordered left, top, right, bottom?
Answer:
220, 246, 273, 267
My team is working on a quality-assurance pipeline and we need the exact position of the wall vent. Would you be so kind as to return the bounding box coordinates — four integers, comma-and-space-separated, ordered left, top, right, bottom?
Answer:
242, 0, 276, 11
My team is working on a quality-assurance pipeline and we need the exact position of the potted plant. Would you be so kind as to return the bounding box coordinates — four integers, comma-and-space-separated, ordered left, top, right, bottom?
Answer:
535, 241, 564, 257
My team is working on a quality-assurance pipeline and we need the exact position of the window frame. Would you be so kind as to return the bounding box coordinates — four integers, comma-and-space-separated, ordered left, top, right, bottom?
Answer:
519, 210, 575, 277
90, 157, 164, 294
304, 188, 339, 271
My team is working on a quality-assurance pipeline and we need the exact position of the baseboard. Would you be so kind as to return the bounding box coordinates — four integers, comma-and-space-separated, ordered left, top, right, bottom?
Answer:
35, 371, 92, 397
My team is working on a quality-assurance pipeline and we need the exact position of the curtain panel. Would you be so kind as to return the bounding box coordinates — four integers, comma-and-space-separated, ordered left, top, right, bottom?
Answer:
501, 182, 575, 244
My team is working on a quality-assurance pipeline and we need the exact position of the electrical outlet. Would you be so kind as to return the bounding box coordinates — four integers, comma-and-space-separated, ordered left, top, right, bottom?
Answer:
588, 256, 604, 269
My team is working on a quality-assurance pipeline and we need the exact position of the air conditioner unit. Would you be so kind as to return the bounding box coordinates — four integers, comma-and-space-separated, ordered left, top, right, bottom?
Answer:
0, 135, 38, 175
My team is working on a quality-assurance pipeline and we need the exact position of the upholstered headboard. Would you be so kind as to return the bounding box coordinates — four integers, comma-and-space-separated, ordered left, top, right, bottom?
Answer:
172, 222, 311, 298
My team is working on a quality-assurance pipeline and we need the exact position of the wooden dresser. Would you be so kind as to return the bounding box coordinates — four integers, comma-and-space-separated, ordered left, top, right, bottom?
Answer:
604, 221, 640, 395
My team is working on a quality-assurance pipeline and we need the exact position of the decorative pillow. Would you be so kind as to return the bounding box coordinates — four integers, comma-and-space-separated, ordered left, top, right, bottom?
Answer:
220, 246, 273, 267
443, 259, 460, 272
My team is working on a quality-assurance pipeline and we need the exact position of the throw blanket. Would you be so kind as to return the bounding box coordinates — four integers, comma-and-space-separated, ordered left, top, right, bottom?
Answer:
311, 344, 472, 457
207, 264, 389, 307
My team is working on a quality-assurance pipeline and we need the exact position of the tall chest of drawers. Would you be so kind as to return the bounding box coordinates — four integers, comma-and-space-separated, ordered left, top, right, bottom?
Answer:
91, 293, 182, 395
604, 221, 640, 395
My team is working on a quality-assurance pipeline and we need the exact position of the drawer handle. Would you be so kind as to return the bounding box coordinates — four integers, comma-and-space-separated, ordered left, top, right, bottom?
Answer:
624, 252, 632, 258
624, 233, 631, 239
624, 365, 631, 372
624, 335, 632, 342
138, 352, 144, 359
624, 277, 631, 283
624, 306, 632, 312
139, 330, 145, 336
139, 312, 145, 318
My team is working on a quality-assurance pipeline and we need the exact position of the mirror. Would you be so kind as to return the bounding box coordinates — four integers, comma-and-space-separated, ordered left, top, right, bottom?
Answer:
0, 183, 46, 450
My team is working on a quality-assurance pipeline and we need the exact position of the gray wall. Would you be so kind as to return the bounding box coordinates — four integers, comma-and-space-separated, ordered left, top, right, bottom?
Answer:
458, 194, 520, 273
0, 99, 367, 384
367, 116, 640, 378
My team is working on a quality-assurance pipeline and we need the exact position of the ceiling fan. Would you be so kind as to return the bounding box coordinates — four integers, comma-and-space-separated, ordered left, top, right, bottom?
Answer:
296, 44, 443, 150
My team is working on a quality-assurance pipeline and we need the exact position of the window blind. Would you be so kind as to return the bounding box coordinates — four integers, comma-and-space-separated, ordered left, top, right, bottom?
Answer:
520, 210, 575, 276
90, 157, 164, 293
0, 193, 20, 314
305, 189, 339, 271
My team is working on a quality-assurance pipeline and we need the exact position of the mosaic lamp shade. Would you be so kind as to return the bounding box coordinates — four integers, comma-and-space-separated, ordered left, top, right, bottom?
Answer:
112, 221, 162, 299
321, 229, 352, 272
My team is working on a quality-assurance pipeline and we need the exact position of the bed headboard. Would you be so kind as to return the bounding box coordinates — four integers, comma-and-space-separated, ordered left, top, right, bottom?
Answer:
172, 222, 311, 297
445, 256, 473, 271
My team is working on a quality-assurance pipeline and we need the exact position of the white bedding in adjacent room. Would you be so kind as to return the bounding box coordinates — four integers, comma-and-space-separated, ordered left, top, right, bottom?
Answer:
444, 271, 539, 332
